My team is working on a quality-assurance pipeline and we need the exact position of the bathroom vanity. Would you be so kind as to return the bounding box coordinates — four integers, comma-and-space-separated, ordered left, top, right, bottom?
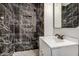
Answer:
39, 36, 78, 56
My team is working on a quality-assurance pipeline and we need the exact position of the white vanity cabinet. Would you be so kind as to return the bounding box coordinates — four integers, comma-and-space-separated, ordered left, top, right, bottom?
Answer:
39, 36, 78, 56
39, 37, 51, 56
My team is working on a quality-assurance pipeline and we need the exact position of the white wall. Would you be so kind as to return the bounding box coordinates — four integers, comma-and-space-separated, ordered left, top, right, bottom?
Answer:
54, 28, 79, 39
44, 3, 53, 36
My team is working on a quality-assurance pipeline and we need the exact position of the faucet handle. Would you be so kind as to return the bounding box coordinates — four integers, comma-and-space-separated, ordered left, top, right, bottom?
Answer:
61, 35, 64, 38
55, 34, 59, 36
60, 35, 64, 40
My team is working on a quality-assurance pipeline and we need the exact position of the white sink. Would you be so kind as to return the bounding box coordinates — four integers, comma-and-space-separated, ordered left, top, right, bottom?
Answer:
42, 36, 78, 48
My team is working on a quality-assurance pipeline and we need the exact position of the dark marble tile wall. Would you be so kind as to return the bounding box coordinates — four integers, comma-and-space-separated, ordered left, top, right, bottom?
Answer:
0, 3, 44, 56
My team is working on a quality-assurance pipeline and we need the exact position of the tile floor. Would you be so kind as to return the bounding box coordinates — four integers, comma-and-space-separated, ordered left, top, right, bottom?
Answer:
13, 49, 39, 56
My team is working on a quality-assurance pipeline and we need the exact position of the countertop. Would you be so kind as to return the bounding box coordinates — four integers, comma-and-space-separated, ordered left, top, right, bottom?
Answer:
40, 36, 78, 48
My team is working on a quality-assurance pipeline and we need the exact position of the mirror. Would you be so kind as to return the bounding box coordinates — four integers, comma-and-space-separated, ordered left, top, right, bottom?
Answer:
54, 3, 79, 28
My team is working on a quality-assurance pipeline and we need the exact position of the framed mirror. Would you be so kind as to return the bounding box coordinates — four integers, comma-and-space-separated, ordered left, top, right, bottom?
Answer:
54, 3, 79, 28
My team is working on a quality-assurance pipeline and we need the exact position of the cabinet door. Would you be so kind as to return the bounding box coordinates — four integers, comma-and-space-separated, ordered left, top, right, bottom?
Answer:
52, 45, 78, 56
39, 38, 51, 56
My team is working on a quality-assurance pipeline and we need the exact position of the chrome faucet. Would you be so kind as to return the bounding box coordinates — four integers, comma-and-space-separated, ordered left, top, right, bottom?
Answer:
55, 34, 64, 40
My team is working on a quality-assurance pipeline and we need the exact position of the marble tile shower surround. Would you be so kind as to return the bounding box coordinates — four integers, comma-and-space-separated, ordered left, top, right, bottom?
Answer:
0, 3, 44, 56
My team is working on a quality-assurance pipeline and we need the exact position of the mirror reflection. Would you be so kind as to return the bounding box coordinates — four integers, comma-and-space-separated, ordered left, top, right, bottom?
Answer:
62, 3, 79, 28
54, 3, 79, 28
